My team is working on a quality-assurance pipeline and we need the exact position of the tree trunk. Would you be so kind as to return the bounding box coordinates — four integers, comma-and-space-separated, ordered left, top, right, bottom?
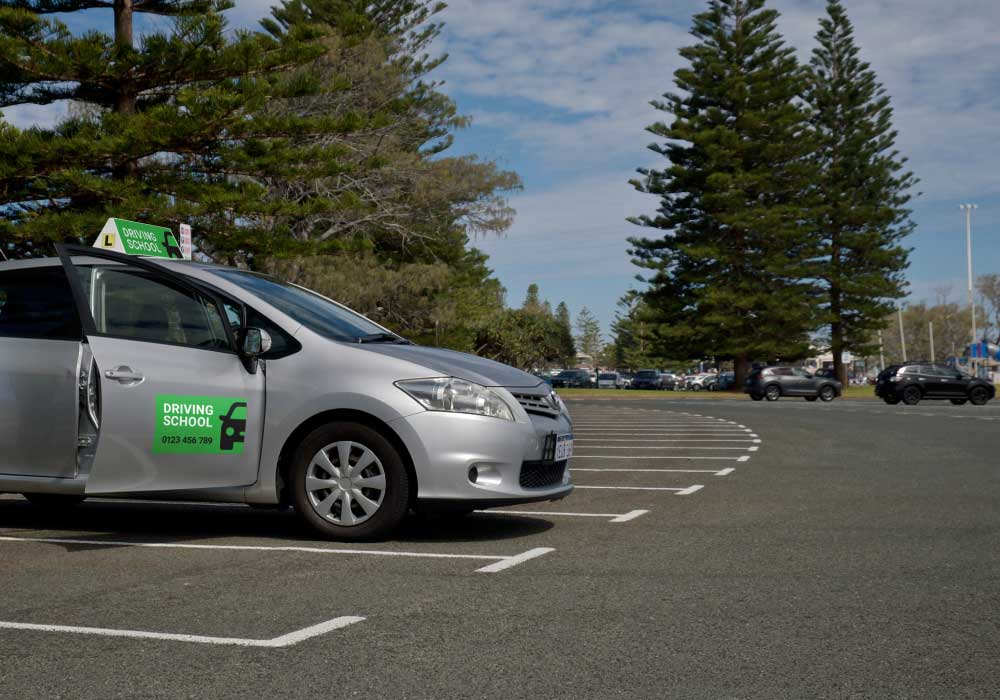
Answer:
734, 353, 749, 388
113, 0, 137, 177
830, 237, 846, 385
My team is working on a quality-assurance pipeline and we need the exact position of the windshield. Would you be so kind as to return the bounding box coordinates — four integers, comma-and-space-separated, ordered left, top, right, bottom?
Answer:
211, 269, 396, 343
599, 373, 616, 380
636, 370, 657, 378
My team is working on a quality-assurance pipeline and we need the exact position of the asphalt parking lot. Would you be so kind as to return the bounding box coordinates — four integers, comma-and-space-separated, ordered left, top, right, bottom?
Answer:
2, 397, 999, 699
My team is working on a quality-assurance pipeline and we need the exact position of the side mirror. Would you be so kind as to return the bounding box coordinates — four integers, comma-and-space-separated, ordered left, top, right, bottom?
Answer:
242, 327, 272, 357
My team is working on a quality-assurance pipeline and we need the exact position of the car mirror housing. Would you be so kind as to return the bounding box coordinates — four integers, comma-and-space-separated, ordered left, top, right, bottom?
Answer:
242, 327, 272, 357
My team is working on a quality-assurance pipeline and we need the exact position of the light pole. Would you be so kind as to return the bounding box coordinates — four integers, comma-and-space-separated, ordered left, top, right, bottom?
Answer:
959, 203, 978, 373
929, 321, 935, 361
897, 305, 907, 362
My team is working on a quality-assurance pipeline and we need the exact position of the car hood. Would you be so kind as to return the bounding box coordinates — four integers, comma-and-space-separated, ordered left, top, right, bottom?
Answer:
355, 343, 544, 389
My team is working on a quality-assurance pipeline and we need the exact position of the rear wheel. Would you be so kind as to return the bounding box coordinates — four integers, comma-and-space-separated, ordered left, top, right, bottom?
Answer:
749, 393, 764, 401
901, 386, 922, 406
950, 398, 968, 406
818, 385, 836, 402
804, 396, 818, 402
23, 493, 86, 509
969, 386, 990, 406
765, 384, 781, 401
289, 422, 410, 541
883, 395, 900, 405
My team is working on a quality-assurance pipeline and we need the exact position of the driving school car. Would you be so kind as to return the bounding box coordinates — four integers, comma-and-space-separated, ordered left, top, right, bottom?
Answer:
0, 229, 573, 540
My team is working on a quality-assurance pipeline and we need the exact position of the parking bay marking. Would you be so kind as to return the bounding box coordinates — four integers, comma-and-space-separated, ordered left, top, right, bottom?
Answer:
574, 485, 705, 495
0, 536, 554, 574
573, 468, 735, 476
476, 509, 650, 523
573, 455, 750, 461
0, 616, 365, 648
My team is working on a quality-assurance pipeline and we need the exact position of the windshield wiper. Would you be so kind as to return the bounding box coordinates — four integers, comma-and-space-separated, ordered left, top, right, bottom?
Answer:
356, 332, 412, 345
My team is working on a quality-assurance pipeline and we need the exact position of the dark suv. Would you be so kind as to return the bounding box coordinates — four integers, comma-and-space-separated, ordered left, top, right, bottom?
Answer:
631, 369, 665, 390
745, 366, 842, 402
551, 368, 592, 389
875, 363, 995, 406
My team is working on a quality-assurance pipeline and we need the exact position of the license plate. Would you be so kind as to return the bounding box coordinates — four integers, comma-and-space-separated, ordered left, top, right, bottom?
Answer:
555, 433, 573, 461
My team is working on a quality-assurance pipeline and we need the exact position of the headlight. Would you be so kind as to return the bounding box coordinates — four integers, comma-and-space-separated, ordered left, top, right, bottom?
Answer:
396, 378, 515, 421
549, 389, 569, 416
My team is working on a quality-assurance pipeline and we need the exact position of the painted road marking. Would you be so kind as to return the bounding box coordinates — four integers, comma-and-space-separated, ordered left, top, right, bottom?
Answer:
574, 438, 761, 443
572, 468, 735, 475
0, 616, 365, 648
477, 509, 650, 523
574, 485, 704, 495
475, 548, 555, 573
570, 446, 752, 450
0, 536, 553, 574
572, 455, 748, 460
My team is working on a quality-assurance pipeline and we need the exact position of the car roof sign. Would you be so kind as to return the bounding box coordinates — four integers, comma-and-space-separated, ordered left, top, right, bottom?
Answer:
92, 218, 186, 260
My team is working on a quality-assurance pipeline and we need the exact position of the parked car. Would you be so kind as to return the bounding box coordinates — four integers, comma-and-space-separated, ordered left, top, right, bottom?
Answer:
551, 369, 593, 388
814, 368, 837, 379
874, 363, 995, 406
687, 373, 719, 391
630, 369, 663, 390
745, 366, 841, 402
597, 371, 623, 389
0, 244, 574, 541
620, 373, 634, 389
658, 373, 680, 390
716, 372, 736, 390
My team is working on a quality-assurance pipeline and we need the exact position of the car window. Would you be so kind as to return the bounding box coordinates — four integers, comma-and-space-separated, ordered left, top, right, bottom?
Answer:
76, 265, 232, 351
636, 370, 658, 378
793, 368, 812, 378
773, 367, 794, 376
211, 268, 390, 343
0, 267, 82, 340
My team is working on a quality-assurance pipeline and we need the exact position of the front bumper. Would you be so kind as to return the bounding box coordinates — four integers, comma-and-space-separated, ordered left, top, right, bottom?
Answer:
388, 409, 574, 504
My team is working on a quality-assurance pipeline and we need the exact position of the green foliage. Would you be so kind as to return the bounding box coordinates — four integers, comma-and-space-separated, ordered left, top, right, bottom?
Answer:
629, 0, 822, 380
610, 292, 668, 370
0, 1, 334, 257
575, 306, 601, 359
474, 307, 566, 371
805, 0, 916, 382
554, 301, 576, 365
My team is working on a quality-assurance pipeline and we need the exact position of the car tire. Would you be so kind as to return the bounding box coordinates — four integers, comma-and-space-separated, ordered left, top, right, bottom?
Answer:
950, 398, 968, 406
749, 393, 764, 401
804, 396, 818, 402
883, 396, 900, 405
23, 493, 86, 508
969, 386, 990, 406
691, 384, 701, 391
289, 421, 410, 541
764, 384, 781, 401
818, 385, 836, 402
901, 386, 922, 406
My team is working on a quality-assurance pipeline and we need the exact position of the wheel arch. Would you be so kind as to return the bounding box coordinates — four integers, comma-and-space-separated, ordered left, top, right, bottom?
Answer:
275, 409, 417, 507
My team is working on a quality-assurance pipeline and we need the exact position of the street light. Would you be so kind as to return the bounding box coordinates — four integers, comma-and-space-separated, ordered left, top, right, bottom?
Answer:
959, 204, 978, 373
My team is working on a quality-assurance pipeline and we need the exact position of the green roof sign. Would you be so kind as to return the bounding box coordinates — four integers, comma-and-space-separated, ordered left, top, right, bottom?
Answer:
93, 218, 185, 259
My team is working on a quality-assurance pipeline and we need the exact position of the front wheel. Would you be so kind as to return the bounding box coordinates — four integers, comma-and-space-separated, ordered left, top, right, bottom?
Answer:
969, 386, 990, 406
290, 422, 410, 541
883, 395, 900, 405
804, 396, 818, 402
950, 398, 968, 406
818, 385, 836, 402
749, 393, 764, 401
901, 386, 922, 406
765, 384, 781, 401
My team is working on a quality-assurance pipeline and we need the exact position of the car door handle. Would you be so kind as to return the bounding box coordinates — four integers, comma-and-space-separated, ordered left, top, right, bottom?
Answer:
105, 366, 145, 385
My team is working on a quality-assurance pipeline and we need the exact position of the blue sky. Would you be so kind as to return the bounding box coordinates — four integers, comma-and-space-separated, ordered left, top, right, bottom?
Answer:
5, 0, 1000, 338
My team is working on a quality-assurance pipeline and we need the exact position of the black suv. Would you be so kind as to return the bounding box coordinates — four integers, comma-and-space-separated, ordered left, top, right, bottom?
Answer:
745, 366, 842, 402
631, 369, 665, 390
551, 369, 592, 389
875, 363, 995, 406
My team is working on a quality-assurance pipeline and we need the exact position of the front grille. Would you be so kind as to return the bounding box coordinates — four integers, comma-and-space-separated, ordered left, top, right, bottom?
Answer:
511, 391, 559, 418
519, 460, 567, 489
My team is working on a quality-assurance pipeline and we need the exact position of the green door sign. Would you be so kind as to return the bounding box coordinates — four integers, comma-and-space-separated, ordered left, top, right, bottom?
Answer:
92, 218, 185, 259
154, 395, 249, 455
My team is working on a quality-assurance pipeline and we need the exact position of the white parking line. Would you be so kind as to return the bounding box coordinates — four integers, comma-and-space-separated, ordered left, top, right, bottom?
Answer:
475, 548, 555, 573
571, 446, 752, 450
573, 455, 748, 460
574, 485, 704, 495
574, 438, 760, 443
0, 616, 365, 648
476, 509, 650, 523
572, 468, 732, 474
0, 536, 553, 574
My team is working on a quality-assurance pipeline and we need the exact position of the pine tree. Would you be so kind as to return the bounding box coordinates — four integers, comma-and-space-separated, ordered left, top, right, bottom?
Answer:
522, 283, 542, 312
805, 0, 916, 384
555, 302, 576, 365
629, 0, 821, 385
575, 306, 602, 361
0, 1, 335, 257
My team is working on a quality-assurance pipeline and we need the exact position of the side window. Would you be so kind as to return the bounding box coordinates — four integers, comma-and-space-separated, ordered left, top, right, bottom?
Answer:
774, 367, 794, 377
221, 300, 299, 360
78, 265, 232, 351
793, 368, 812, 378
0, 267, 82, 340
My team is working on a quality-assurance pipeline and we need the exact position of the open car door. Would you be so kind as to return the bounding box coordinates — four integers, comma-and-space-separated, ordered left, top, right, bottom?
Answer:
57, 245, 265, 494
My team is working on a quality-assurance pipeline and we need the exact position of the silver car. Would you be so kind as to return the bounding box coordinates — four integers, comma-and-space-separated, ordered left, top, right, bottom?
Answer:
0, 246, 573, 540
